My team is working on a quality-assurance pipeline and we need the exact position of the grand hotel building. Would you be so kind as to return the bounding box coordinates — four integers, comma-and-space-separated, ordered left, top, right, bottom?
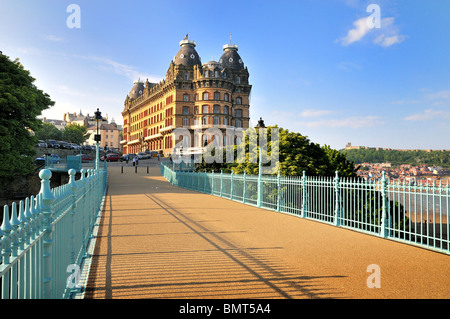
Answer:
120, 37, 251, 157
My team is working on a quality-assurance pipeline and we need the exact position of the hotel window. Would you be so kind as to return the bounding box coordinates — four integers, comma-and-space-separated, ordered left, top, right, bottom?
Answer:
183, 94, 189, 102
213, 116, 219, 125
214, 92, 220, 100
204, 70, 209, 78
224, 105, 229, 114
202, 116, 208, 125
182, 117, 189, 126
235, 119, 242, 128
223, 117, 228, 126
194, 106, 199, 114
224, 93, 229, 102
236, 76, 241, 84
183, 106, 189, 115
235, 109, 242, 117
202, 92, 208, 100
215, 70, 219, 78
202, 105, 209, 114
236, 97, 242, 105
195, 93, 198, 101
184, 72, 189, 80
213, 105, 220, 114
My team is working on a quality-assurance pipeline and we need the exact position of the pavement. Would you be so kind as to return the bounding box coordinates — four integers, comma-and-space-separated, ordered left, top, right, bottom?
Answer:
84, 161, 450, 299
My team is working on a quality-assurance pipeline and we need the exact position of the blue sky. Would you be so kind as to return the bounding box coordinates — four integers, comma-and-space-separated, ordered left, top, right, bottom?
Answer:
1, 0, 449, 150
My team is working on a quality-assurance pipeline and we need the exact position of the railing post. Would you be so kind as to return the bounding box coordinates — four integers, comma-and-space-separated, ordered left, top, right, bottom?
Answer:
243, 171, 246, 204
301, 171, 306, 218
257, 154, 262, 207
77, 169, 86, 258
68, 169, 78, 269
380, 171, 389, 238
334, 171, 341, 227
1, 205, 13, 298
211, 170, 215, 195
39, 169, 56, 299
220, 170, 223, 197
230, 172, 234, 200
277, 171, 281, 212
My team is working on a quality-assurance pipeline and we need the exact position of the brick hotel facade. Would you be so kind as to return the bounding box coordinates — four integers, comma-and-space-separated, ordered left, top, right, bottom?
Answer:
120, 37, 252, 157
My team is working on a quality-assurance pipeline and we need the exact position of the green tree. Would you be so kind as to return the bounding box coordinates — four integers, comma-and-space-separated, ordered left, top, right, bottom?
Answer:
195, 126, 358, 177
0, 54, 54, 182
62, 123, 90, 145
35, 122, 63, 141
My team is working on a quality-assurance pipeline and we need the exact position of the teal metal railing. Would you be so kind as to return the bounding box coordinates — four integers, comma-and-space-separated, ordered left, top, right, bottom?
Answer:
0, 167, 108, 299
161, 161, 449, 254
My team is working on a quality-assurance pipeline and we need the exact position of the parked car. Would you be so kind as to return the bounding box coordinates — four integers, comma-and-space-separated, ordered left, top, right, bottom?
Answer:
58, 141, 71, 149
34, 154, 61, 165
46, 140, 60, 148
69, 143, 80, 150
37, 140, 48, 148
82, 145, 93, 151
76, 154, 92, 163
120, 153, 136, 162
137, 152, 149, 160
105, 153, 121, 162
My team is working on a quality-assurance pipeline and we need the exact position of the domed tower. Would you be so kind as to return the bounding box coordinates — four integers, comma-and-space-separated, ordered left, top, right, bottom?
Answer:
219, 44, 245, 70
128, 80, 145, 100
173, 38, 202, 68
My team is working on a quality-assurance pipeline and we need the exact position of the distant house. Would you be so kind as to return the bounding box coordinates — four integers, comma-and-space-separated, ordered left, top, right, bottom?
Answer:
41, 117, 67, 130
86, 121, 121, 152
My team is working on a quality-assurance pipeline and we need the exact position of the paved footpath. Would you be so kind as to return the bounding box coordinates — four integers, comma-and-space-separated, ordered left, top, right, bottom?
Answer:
84, 163, 449, 299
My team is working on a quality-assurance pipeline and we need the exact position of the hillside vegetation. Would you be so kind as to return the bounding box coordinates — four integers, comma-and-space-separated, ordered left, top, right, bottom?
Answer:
342, 148, 450, 168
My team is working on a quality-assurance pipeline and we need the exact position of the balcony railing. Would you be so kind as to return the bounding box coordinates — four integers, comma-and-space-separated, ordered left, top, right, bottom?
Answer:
1, 167, 108, 299
161, 161, 449, 255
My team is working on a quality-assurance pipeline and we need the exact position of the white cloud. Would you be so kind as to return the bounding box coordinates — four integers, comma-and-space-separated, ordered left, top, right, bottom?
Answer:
297, 116, 384, 129
339, 17, 372, 46
338, 15, 405, 47
405, 109, 450, 121
299, 109, 334, 117
75, 55, 163, 83
41, 34, 64, 42
338, 61, 362, 72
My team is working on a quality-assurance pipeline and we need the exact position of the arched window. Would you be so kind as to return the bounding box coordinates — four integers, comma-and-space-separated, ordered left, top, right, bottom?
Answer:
202, 116, 208, 125
202, 105, 209, 113
235, 109, 242, 117
236, 97, 242, 105
183, 94, 189, 102
213, 116, 219, 125
224, 93, 229, 102
182, 117, 189, 126
214, 70, 219, 78
235, 119, 242, 128
183, 106, 189, 115
214, 92, 220, 100
213, 105, 220, 114
184, 72, 189, 80
204, 70, 209, 78
202, 92, 209, 100
236, 76, 241, 84
224, 105, 229, 114
223, 117, 228, 126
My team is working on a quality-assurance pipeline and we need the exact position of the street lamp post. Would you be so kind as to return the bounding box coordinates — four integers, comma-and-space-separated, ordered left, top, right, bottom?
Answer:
94, 108, 102, 170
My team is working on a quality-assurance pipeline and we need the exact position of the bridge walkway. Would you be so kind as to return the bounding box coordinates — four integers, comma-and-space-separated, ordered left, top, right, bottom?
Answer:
84, 163, 449, 299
